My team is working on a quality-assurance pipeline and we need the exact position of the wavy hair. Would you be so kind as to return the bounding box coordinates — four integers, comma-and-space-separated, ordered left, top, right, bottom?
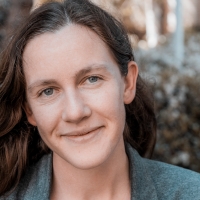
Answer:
0, 0, 156, 195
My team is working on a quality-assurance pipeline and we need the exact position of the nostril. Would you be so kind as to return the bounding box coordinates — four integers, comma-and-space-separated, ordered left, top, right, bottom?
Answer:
61, 97, 91, 123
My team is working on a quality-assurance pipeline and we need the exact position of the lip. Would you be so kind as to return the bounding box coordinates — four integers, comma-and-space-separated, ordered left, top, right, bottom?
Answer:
63, 126, 103, 142
65, 126, 102, 136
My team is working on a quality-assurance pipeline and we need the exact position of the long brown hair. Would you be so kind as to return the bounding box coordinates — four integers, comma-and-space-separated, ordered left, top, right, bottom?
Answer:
0, 0, 156, 195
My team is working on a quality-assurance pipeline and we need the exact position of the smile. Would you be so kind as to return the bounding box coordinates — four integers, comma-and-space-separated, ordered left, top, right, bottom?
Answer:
64, 127, 103, 142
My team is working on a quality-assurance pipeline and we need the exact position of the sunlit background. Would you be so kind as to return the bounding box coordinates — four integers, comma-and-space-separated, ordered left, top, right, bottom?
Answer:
0, 0, 199, 172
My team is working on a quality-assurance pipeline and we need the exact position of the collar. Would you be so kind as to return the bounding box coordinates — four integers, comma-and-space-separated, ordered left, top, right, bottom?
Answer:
126, 143, 158, 200
3, 153, 52, 200
4, 143, 158, 200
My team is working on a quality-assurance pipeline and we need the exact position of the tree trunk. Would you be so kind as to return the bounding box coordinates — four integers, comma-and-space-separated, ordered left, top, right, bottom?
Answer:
160, 0, 168, 34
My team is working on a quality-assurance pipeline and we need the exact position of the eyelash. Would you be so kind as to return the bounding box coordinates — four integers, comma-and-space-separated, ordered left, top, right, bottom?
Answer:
86, 76, 101, 83
38, 88, 55, 97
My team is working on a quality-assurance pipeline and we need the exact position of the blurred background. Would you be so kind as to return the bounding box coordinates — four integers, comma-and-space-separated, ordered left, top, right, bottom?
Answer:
0, 0, 199, 172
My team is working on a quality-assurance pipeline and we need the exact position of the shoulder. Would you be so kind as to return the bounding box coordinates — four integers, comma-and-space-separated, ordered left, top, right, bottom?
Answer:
0, 154, 52, 200
144, 158, 200, 199
126, 143, 200, 200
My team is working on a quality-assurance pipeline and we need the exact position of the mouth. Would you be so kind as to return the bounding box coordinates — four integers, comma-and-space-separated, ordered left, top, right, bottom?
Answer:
66, 126, 101, 136
64, 126, 103, 142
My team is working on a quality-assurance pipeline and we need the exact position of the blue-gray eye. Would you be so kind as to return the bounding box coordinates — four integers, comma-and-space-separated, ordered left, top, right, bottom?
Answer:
43, 88, 53, 96
88, 76, 98, 83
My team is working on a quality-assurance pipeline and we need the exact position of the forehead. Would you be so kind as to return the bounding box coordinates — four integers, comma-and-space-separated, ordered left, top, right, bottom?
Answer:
23, 24, 118, 80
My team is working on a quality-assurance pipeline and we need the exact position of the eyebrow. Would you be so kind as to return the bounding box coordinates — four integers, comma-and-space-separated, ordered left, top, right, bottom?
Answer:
27, 80, 58, 93
27, 64, 111, 93
74, 64, 110, 79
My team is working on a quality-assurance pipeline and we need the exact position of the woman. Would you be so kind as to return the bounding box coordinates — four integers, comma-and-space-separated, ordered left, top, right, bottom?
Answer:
0, 0, 199, 199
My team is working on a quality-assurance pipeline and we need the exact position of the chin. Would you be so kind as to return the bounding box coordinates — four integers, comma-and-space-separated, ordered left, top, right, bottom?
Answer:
68, 148, 114, 170
53, 140, 119, 170
52, 129, 125, 170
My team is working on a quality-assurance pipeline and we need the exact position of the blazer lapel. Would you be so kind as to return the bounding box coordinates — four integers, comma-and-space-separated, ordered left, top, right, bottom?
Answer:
126, 143, 158, 200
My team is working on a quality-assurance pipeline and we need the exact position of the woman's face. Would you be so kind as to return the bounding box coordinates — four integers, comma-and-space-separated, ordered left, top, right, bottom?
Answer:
23, 24, 137, 169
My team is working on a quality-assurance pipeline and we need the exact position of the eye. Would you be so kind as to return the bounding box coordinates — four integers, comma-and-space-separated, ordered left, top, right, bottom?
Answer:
42, 88, 54, 96
87, 76, 99, 83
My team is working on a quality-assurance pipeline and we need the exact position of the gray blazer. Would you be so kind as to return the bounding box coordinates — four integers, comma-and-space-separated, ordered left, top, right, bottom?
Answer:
1, 143, 200, 200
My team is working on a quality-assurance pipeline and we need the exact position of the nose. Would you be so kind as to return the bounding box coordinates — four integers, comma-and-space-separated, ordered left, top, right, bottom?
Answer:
61, 90, 91, 123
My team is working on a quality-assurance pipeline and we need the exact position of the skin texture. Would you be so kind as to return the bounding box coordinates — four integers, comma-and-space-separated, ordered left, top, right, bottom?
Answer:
23, 24, 138, 200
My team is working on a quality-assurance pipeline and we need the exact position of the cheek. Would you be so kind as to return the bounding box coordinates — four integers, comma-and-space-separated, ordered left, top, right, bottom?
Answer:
87, 83, 125, 123
30, 104, 60, 135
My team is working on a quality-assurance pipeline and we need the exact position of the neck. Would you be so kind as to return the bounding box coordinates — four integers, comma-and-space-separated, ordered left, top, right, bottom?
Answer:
50, 140, 130, 200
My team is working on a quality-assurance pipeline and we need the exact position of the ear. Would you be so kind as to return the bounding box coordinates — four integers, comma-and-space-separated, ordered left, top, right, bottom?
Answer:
23, 102, 37, 126
123, 61, 138, 104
